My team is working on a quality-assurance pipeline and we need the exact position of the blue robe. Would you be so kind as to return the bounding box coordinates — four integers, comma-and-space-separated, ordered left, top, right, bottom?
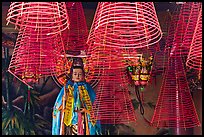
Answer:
52, 80, 101, 135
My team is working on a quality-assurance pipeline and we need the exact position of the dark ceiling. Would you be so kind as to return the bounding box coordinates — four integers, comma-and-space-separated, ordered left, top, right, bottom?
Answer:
2, 2, 180, 12
82, 2, 179, 12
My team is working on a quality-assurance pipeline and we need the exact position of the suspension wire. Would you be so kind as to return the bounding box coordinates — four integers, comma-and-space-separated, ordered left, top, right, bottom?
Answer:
134, 85, 151, 125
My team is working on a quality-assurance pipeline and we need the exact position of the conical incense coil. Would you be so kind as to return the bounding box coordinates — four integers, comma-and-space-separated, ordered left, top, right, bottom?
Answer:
87, 2, 162, 49
186, 5, 202, 71
85, 51, 128, 85
97, 68, 130, 87
180, 2, 202, 56
62, 2, 88, 52
92, 68, 136, 124
168, 2, 201, 58
121, 48, 139, 66
8, 26, 68, 87
169, 6, 189, 57
6, 2, 69, 37
151, 55, 201, 128
170, 2, 200, 57
87, 45, 128, 69
164, 5, 180, 52
85, 41, 128, 83
151, 51, 169, 75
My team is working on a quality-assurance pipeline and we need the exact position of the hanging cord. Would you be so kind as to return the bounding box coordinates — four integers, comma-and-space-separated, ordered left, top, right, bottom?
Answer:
135, 85, 144, 115
134, 85, 151, 125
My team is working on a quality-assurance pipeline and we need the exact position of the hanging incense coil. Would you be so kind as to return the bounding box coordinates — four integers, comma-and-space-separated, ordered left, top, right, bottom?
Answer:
186, 5, 202, 71
62, 2, 88, 52
50, 2, 89, 87
8, 26, 69, 87
164, 3, 181, 52
151, 55, 201, 128
87, 2, 162, 49
6, 2, 69, 37
92, 68, 136, 124
6, 2, 69, 87
151, 51, 169, 75
180, 2, 202, 56
85, 43, 128, 83
168, 2, 201, 59
170, 2, 201, 58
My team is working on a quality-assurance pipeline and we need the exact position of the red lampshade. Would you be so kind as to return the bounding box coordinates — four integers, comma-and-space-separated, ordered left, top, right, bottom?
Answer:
186, 5, 202, 71
151, 55, 201, 128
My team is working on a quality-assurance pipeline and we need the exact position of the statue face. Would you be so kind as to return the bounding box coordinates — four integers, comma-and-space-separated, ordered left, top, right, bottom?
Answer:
72, 68, 84, 82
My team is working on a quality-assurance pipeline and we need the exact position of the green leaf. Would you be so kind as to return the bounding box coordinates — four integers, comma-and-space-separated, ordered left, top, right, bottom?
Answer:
2, 111, 13, 129
13, 113, 20, 129
30, 129, 36, 135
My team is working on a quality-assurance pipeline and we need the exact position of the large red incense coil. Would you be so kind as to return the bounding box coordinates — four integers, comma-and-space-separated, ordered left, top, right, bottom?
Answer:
92, 68, 136, 124
171, 2, 201, 58
180, 2, 202, 56
169, 19, 187, 56
151, 55, 201, 128
62, 2, 88, 52
186, 6, 202, 71
121, 48, 139, 66
8, 26, 68, 87
6, 2, 69, 87
169, 2, 201, 58
85, 43, 129, 83
164, 4, 181, 52
151, 51, 168, 75
87, 2, 162, 49
6, 2, 69, 37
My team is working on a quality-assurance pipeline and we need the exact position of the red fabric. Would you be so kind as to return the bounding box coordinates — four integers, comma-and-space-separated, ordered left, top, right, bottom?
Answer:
77, 112, 84, 135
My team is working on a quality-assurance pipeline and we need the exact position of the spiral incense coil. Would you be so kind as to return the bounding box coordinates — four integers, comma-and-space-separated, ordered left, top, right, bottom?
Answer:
6, 2, 69, 37
85, 58, 128, 85
8, 26, 68, 87
168, 2, 201, 58
180, 2, 202, 56
151, 56, 201, 128
87, 2, 162, 49
169, 20, 187, 57
164, 11, 180, 52
62, 2, 88, 52
85, 41, 129, 83
87, 45, 128, 69
151, 51, 169, 75
186, 6, 202, 71
170, 2, 201, 58
121, 48, 139, 66
92, 68, 136, 124
85, 47, 130, 86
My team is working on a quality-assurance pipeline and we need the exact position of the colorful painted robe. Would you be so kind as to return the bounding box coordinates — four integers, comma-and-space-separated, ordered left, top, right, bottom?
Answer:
52, 80, 101, 135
